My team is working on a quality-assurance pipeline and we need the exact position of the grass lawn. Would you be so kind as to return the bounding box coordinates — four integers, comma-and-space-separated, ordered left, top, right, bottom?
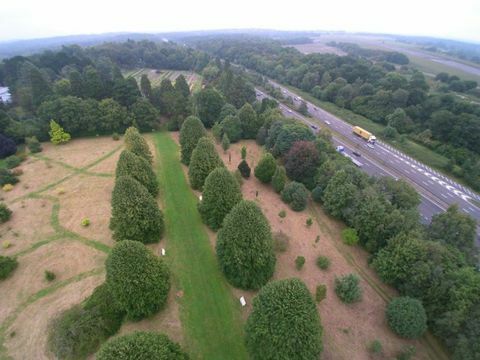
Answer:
153, 132, 248, 360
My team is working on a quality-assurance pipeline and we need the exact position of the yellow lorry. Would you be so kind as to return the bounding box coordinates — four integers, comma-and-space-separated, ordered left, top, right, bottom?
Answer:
352, 126, 376, 144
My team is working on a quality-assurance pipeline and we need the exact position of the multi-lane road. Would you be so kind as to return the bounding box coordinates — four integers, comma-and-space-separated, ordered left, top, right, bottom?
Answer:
255, 80, 480, 244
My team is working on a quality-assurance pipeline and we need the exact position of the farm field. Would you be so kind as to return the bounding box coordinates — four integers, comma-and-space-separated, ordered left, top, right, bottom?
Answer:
124, 68, 203, 92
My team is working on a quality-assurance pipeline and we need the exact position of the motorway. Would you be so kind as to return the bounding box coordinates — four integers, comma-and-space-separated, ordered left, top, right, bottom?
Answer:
255, 81, 480, 244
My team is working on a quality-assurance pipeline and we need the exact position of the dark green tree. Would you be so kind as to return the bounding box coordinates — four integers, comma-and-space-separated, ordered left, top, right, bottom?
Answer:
198, 167, 242, 230
216, 200, 275, 289
110, 176, 164, 243
115, 150, 158, 196
386, 297, 427, 339
83, 65, 104, 100
0, 256, 17, 280
124, 127, 153, 164
334, 274, 362, 303
237, 160, 251, 178
140, 74, 152, 99
179, 116, 206, 165
0, 203, 12, 223
194, 87, 225, 127
322, 170, 357, 219
254, 153, 277, 183
106, 241, 170, 320
239, 103, 261, 139
131, 98, 158, 132
220, 115, 242, 142
271, 166, 287, 193
245, 278, 323, 360
174, 74, 190, 98
188, 137, 224, 190
281, 181, 309, 211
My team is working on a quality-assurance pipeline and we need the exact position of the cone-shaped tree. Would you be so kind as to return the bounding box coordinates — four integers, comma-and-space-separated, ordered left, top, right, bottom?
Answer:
106, 241, 170, 320
49, 120, 71, 145
115, 150, 158, 196
110, 176, 164, 243
245, 278, 323, 360
254, 153, 277, 183
179, 116, 206, 165
271, 165, 287, 193
237, 160, 251, 178
188, 137, 224, 190
124, 127, 153, 164
198, 167, 242, 230
239, 103, 262, 139
96, 331, 188, 360
216, 200, 275, 289
175, 74, 191, 98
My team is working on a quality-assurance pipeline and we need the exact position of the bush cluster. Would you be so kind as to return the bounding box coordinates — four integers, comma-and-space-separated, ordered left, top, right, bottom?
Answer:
5, 155, 22, 169
281, 181, 309, 211
0, 256, 18, 280
216, 200, 275, 290
96, 331, 189, 360
106, 241, 170, 320
386, 297, 427, 339
245, 278, 323, 360
0, 168, 19, 186
334, 274, 362, 304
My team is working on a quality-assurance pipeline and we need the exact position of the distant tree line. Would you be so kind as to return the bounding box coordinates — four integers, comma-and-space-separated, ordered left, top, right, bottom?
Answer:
190, 36, 480, 190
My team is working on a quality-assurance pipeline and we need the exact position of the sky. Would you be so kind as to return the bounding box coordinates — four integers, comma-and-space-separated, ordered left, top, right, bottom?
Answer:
0, 0, 479, 43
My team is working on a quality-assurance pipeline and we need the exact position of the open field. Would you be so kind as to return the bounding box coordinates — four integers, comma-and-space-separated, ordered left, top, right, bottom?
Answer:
154, 132, 248, 359
123, 68, 203, 92
211, 138, 448, 360
0, 135, 183, 359
289, 42, 347, 56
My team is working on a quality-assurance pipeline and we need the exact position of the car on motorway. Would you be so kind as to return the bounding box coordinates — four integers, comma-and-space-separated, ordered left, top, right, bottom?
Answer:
282, 90, 287, 94
325, 120, 331, 125
287, 109, 293, 113
352, 151, 361, 157
367, 143, 375, 149
310, 125, 318, 130
294, 97, 299, 101
313, 107, 318, 111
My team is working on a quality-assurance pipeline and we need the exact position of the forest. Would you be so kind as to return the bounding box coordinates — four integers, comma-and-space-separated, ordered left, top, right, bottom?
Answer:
189, 35, 480, 190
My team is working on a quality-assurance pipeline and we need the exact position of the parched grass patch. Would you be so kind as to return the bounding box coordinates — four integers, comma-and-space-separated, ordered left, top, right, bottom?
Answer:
154, 132, 248, 359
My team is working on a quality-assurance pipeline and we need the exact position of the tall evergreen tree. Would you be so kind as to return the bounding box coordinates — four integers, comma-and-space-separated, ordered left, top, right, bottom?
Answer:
140, 74, 152, 100
188, 137, 224, 190
179, 116, 206, 165
174, 74, 190, 98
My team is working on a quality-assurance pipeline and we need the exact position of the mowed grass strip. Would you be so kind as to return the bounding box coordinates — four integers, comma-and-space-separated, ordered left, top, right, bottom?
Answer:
154, 132, 248, 360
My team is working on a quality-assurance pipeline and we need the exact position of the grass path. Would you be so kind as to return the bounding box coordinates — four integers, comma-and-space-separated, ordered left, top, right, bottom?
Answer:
154, 132, 248, 360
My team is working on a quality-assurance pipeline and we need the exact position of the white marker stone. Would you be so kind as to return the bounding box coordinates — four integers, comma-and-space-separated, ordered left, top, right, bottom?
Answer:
240, 296, 246, 307
161, 248, 166, 256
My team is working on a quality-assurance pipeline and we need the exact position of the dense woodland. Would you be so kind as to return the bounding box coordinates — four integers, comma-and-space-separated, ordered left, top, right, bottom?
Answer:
190, 36, 480, 190
0, 38, 479, 359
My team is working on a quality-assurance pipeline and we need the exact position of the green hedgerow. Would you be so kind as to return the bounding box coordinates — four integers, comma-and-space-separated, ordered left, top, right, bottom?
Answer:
0, 256, 18, 280
254, 153, 276, 183
198, 167, 242, 231
110, 176, 164, 244
281, 181, 309, 211
334, 274, 362, 304
124, 127, 153, 164
106, 241, 170, 320
179, 115, 206, 165
115, 150, 159, 196
188, 137, 224, 190
216, 200, 276, 290
316, 256, 331, 270
0, 203, 12, 223
386, 297, 427, 339
245, 278, 323, 360
96, 331, 189, 360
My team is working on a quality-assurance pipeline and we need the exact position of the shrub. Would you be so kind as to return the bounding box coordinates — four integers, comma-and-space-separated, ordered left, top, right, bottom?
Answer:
106, 241, 170, 320
386, 297, 427, 339
306, 218, 313, 227
335, 274, 362, 303
311, 186, 323, 203
5, 155, 21, 169
237, 160, 251, 178
198, 167, 242, 231
368, 339, 383, 354
112, 132, 120, 141
2, 184, 13, 192
49, 120, 71, 145
241, 146, 247, 160
281, 181, 309, 211
221, 133, 230, 151
179, 115, 206, 165
124, 127, 153, 164
26, 136, 42, 153
245, 278, 323, 360
295, 256, 306, 270
81, 218, 90, 227
278, 209, 286, 218
110, 176, 164, 244
115, 150, 159, 196
0, 169, 18, 186
47, 284, 125, 359
316, 256, 331, 270
0, 203, 12, 223
96, 331, 189, 360
0, 256, 18, 280
216, 200, 276, 290
0, 134, 16, 158
315, 284, 327, 302
341, 228, 359, 246
188, 137, 224, 190
271, 166, 287, 193
45, 270, 56, 282
254, 153, 276, 183
273, 231, 289, 252
396, 345, 416, 360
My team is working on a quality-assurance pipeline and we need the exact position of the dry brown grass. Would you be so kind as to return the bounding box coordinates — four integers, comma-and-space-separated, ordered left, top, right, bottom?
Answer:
214, 139, 432, 360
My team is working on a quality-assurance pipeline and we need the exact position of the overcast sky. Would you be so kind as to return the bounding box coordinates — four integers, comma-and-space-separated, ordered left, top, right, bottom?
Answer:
0, 0, 479, 43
